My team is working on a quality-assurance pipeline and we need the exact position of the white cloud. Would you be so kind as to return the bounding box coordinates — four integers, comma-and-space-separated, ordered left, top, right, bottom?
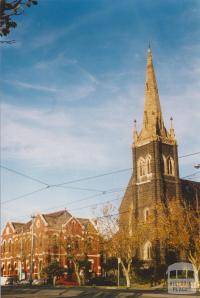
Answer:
1, 104, 110, 168
5, 79, 58, 93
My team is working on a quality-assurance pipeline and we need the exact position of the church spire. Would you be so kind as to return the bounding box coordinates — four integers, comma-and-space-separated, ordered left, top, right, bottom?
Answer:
135, 47, 175, 146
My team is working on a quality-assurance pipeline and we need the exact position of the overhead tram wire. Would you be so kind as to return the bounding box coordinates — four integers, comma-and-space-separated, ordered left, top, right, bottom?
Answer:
25, 197, 121, 221
1, 168, 132, 204
20, 169, 200, 216
2, 168, 200, 206
4, 190, 125, 223
50, 168, 132, 188
22, 186, 127, 217
1, 150, 200, 188
1, 150, 200, 205
0, 165, 49, 186
182, 171, 200, 179
12, 167, 200, 216
0, 165, 105, 193
179, 151, 200, 159
4, 199, 131, 225
3, 169, 200, 223
1, 186, 49, 204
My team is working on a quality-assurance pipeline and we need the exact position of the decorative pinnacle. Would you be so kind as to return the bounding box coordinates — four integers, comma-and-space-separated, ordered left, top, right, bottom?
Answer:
134, 119, 137, 130
170, 116, 173, 129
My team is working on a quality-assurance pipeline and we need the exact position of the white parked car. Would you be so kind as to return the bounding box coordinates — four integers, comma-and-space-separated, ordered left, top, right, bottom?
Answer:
19, 279, 30, 285
32, 278, 46, 285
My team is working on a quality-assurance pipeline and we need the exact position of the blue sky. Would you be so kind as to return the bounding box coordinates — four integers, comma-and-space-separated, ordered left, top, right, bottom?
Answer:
1, 0, 200, 227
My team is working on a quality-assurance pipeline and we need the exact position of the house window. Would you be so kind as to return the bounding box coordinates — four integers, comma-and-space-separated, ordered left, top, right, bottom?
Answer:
1, 264, 4, 275
144, 208, 150, 222
144, 241, 152, 260
39, 260, 43, 273
2, 241, 6, 253
8, 240, 12, 253
66, 237, 71, 253
75, 238, 79, 250
87, 237, 93, 251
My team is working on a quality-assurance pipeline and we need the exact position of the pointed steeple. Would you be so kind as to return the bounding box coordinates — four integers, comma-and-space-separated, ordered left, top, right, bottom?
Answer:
143, 47, 163, 129
135, 47, 175, 146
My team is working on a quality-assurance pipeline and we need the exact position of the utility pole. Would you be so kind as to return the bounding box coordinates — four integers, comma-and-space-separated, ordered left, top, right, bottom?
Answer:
29, 215, 35, 284
19, 227, 23, 280
117, 257, 120, 288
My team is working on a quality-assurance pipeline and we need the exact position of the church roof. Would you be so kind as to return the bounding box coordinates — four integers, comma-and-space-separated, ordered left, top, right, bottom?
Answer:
134, 47, 175, 146
180, 179, 200, 206
119, 174, 134, 215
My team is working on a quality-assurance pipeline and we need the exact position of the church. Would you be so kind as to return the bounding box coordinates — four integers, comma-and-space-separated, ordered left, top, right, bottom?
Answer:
119, 47, 200, 265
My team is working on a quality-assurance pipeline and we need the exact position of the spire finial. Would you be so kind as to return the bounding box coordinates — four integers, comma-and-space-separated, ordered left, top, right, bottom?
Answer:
170, 116, 173, 129
169, 116, 175, 140
134, 119, 137, 130
133, 119, 138, 143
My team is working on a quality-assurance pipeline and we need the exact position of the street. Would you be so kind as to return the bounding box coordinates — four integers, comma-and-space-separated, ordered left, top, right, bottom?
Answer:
1, 286, 200, 298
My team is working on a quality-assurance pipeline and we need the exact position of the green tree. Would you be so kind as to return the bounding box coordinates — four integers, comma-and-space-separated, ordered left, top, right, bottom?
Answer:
43, 260, 65, 286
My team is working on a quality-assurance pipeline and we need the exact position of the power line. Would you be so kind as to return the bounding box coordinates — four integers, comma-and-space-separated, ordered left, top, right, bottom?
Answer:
57, 185, 105, 193
29, 187, 127, 215
182, 171, 200, 179
51, 197, 121, 215
27, 168, 200, 215
2, 169, 199, 206
1, 190, 124, 224
50, 168, 131, 188
0, 165, 49, 186
1, 150, 200, 205
1, 186, 49, 204
1, 150, 200, 187
179, 151, 200, 159
0, 164, 131, 198
52, 151, 200, 187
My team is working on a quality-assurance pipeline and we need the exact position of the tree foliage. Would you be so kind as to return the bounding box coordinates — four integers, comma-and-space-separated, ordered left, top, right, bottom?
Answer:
156, 198, 200, 274
97, 204, 145, 287
0, 0, 38, 37
43, 260, 65, 280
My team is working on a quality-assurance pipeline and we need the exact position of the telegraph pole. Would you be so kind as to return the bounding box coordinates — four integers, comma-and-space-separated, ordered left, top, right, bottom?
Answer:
29, 215, 35, 284
117, 257, 120, 288
19, 227, 23, 280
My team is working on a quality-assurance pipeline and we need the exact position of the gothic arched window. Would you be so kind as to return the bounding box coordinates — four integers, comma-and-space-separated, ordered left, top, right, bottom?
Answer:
138, 158, 146, 177
144, 241, 152, 260
167, 157, 174, 175
162, 155, 167, 174
146, 155, 151, 174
